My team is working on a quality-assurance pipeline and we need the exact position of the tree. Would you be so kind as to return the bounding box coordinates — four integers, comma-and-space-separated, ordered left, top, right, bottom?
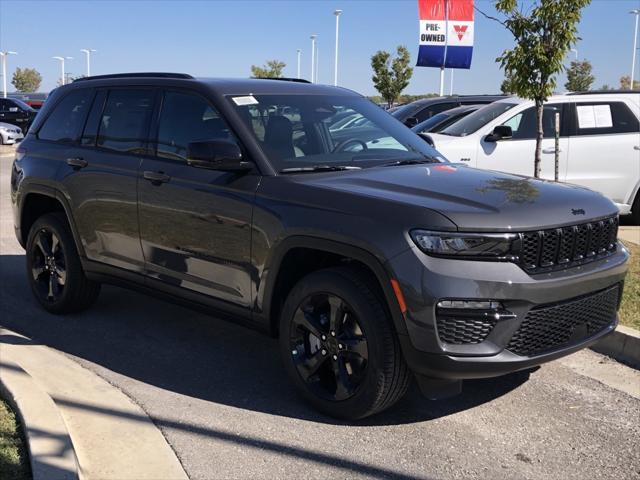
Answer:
479, 0, 590, 178
11, 67, 42, 92
500, 74, 517, 94
565, 59, 594, 92
371, 46, 413, 108
251, 60, 286, 78
620, 75, 640, 90
600, 84, 612, 91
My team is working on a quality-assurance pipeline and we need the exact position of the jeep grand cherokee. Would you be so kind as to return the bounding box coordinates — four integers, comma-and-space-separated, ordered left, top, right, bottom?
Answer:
11, 73, 629, 419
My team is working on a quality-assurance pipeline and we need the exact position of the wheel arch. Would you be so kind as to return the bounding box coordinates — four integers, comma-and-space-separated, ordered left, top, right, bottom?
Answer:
260, 236, 408, 338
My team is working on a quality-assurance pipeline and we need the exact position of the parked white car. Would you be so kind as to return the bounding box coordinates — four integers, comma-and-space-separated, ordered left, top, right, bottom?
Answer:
0, 122, 23, 145
429, 93, 640, 222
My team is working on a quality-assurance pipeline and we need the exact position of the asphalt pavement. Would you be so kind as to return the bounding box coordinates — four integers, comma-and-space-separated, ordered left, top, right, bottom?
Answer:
1, 150, 639, 480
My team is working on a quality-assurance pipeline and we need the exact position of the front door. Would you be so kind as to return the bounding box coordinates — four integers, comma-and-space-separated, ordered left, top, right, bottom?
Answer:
476, 104, 569, 180
138, 89, 259, 307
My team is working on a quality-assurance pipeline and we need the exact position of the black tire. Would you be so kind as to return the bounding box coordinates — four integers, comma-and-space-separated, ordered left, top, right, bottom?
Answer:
629, 192, 640, 226
279, 266, 411, 420
26, 212, 101, 314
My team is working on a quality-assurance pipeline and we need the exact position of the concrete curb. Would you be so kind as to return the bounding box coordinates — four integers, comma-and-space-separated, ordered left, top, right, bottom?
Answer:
0, 357, 80, 480
592, 325, 640, 369
0, 327, 188, 480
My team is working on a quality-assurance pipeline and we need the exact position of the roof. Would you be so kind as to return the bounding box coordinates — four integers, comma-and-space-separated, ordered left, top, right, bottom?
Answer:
68, 72, 359, 97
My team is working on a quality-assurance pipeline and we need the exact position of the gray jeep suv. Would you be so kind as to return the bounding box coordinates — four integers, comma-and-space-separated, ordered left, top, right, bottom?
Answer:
11, 73, 628, 419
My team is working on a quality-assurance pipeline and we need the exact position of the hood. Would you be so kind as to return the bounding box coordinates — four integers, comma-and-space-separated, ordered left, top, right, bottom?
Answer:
297, 164, 617, 232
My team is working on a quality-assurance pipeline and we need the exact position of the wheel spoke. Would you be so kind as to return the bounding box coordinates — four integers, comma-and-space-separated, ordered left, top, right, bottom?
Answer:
340, 336, 368, 361
54, 266, 67, 286
31, 264, 45, 280
332, 357, 352, 400
47, 273, 56, 299
51, 234, 60, 255
296, 349, 329, 381
36, 231, 53, 257
328, 297, 345, 334
293, 308, 324, 339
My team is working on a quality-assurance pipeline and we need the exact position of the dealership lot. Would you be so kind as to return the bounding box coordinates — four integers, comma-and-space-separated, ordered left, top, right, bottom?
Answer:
1, 150, 639, 479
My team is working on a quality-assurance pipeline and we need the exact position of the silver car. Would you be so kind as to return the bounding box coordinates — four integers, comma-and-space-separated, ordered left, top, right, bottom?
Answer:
0, 122, 23, 145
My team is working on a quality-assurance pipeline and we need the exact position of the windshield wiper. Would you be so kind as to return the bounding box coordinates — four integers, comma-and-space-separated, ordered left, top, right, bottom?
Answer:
280, 165, 362, 174
382, 158, 437, 167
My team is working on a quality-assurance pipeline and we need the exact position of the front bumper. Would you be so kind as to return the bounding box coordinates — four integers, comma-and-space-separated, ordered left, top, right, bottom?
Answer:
387, 242, 629, 380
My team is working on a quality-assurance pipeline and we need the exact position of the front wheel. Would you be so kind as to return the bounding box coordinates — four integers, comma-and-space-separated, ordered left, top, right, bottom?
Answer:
26, 213, 101, 314
279, 267, 410, 420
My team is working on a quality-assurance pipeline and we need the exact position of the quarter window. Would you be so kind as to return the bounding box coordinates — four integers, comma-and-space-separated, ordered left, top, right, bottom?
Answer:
574, 102, 639, 136
156, 91, 235, 161
97, 89, 154, 153
37, 89, 93, 143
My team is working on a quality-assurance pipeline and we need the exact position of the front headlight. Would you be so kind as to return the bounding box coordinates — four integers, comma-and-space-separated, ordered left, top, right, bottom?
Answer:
410, 230, 518, 259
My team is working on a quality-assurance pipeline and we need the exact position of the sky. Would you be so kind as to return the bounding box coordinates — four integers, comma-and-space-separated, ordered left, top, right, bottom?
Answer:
0, 0, 639, 95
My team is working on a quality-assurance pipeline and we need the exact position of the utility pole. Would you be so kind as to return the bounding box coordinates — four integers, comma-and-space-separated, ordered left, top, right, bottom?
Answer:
630, 9, 639, 89
0, 51, 17, 98
80, 49, 97, 77
310, 34, 317, 83
333, 9, 342, 86
296, 49, 301, 79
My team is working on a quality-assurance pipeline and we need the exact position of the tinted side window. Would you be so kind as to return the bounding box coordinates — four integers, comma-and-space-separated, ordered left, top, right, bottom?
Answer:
156, 91, 235, 161
97, 89, 155, 153
502, 105, 562, 140
574, 102, 639, 136
415, 102, 457, 122
0, 99, 8, 111
37, 89, 93, 142
80, 91, 107, 146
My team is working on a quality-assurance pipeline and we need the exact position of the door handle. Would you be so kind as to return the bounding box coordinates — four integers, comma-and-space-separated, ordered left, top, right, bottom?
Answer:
143, 170, 171, 184
66, 157, 88, 169
542, 148, 561, 154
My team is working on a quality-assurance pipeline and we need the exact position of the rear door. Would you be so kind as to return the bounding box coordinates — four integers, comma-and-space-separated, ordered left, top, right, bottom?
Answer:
138, 89, 259, 307
60, 87, 155, 272
566, 100, 640, 207
475, 103, 569, 180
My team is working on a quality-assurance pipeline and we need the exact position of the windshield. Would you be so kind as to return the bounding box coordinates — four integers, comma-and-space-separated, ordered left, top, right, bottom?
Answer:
228, 94, 444, 172
439, 102, 518, 137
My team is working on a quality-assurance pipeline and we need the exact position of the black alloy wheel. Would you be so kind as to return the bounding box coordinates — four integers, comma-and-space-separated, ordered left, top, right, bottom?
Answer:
289, 293, 369, 401
30, 228, 67, 303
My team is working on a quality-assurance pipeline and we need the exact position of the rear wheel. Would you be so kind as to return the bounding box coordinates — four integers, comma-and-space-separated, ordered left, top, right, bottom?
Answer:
26, 213, 101, 314
279, 267, 410, 420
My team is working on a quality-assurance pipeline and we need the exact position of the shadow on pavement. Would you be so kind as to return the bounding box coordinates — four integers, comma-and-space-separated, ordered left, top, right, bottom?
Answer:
1, 253, 530, 427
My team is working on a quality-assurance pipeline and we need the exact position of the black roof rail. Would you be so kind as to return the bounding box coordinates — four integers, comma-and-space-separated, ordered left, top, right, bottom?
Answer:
74, 72, 194, 82
567, 89, 640, 95
251, 77, 312, 83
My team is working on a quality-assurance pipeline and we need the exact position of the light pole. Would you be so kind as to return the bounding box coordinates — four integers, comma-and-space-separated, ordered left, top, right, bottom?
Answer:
570, 48, 578, 61
315, 46, 319, 83
630, 9, 639, 90
310, 34, 317, 83
296, 49, 301, 79
0, 51, 17, 98
80, 49, 96, 77
53, 56, 73, 85
333, 9, 342, 86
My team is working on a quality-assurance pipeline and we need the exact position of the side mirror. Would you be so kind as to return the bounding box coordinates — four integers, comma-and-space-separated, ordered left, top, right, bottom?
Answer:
417, 132, 435, 147
404, 116, 419, 128
187, 140, 252, 171
9, 107, 19, 113
485, 125, 513, 142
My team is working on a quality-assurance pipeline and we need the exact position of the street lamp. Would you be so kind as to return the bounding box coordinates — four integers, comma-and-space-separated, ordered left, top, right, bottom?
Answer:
80, 49, 97, 77
630, 9, 639, 90
53, 56, 73, 85
571, 48, 578, 61
296, 49, 301, 79
0, 51, 18, 99
333, 9, 342, 86
310, 34, 317, 83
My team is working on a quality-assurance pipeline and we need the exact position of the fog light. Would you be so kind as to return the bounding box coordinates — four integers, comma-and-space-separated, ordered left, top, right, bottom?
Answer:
437, 300, 502, 310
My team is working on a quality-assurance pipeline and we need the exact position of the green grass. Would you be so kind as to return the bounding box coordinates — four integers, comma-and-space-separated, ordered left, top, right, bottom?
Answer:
619, 241, 640, 331
0, 398, 31, 480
